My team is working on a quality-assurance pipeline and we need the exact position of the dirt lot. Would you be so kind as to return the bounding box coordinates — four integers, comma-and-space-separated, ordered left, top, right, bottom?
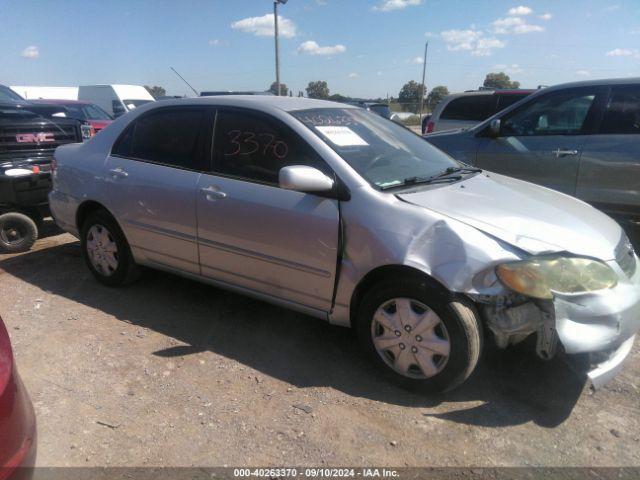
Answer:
1, 222, 639, 467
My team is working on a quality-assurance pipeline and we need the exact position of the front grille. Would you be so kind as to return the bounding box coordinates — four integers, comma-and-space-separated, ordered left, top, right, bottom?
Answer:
615, 234, 637, 278
0, 123, 80, 156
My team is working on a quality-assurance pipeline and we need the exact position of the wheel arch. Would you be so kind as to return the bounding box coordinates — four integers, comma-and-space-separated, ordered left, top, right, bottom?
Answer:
76, 200, 116, 231
349, 264, 453, 329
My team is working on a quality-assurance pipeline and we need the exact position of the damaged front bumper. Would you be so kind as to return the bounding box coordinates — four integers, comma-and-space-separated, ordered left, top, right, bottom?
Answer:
587, 335, 636, 389
481, 256, 640, 389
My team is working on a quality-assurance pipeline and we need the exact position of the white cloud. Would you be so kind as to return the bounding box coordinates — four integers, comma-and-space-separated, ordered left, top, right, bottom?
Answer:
473, 37, 507, 56
441, 29, 483, 51
575, 70, 591, 77
493, 16, 544, 34
441, 29, 505, 56
539, 12, 553, 20
373, 0, 421, 12
411, 56, 424, 64
21, 45, 39, 59
348, 73, 359, 78
208, 39, 227, 46
376, 71, 383, 76
606, 48, 634, 56
297, 40, 346, 55
424, 31, 437, 38
508, 5, 533, 16
494, 63, 523, 74
607, 48, 640, 59
231, 14, 296, 38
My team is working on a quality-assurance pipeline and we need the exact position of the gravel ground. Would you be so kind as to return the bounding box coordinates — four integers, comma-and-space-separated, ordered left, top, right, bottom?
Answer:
1, 221, 639, 467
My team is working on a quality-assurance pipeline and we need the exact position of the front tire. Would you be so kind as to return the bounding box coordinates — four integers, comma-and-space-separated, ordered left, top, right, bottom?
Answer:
80, 210, 139, 287
0, 212, 38, 253
356, 278, 483, 392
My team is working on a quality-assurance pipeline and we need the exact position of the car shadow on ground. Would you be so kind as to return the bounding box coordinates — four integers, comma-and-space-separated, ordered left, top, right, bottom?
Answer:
1, 240, 587, 429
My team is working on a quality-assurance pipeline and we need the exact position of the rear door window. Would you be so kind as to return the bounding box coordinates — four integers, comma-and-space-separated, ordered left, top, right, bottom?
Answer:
112, 108, 207, 170
440, 95, 496, 121
599, 85, 640, 135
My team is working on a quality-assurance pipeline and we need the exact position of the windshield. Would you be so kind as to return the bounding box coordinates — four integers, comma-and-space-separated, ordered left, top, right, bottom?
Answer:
0, 107, 38, 118
0, 86, 24, 102
291, 108, 459, 189
83, 104, 113, 120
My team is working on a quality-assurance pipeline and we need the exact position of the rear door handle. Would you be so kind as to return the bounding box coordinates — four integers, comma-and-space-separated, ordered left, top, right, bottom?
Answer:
553, 149, 579, 157
109, 167, 129, 178
200, 186, 227, 200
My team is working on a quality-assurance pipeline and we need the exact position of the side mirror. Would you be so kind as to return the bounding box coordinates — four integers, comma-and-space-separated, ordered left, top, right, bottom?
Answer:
488, 118, 501, 137
279, 165, 334, 193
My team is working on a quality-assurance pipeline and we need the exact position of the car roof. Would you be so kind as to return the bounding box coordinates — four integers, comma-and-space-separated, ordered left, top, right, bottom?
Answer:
539, 77, 640, 91
448, 89, 534, 99
136, 95, 358, 113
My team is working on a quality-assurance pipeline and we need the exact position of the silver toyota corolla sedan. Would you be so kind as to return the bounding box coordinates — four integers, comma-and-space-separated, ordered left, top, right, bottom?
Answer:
49, 96, 640, 392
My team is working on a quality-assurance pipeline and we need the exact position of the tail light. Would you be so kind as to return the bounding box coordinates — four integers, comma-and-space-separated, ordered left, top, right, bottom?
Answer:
426, 121, 435, 134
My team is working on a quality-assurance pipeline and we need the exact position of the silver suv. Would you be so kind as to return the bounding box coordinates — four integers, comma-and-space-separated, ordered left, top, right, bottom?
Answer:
49, 96, 639, 392
425, 78, 640, 231
426, 89, 533, 133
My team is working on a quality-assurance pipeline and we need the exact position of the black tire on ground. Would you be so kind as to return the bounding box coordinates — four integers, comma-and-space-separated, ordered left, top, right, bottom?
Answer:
0, 212, 38, 253
80, 209, 140, 287
356, 278, 483, 393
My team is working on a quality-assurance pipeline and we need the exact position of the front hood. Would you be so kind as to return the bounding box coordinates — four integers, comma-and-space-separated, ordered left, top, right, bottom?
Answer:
398, 173, 622, 260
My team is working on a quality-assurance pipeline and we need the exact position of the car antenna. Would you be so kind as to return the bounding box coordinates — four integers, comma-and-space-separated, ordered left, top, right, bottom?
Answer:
170, 66, 199, 97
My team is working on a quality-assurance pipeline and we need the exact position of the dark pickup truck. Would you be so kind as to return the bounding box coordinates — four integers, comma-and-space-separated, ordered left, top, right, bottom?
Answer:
0, 85, 84, 252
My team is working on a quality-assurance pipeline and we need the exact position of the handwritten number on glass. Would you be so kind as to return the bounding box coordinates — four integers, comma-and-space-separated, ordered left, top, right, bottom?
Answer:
226, 130, 288, 159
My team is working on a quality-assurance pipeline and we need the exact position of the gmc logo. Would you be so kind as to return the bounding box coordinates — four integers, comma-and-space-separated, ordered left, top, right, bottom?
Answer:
16, 132, 55, 143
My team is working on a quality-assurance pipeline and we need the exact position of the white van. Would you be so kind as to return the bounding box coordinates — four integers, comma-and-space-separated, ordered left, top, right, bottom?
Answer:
10, 86, 79, 100
78, 85, 155, 117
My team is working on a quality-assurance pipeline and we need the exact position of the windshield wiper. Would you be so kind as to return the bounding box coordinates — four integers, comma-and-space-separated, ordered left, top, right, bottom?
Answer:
429, 166, 482, 181
380, 166, 482, 190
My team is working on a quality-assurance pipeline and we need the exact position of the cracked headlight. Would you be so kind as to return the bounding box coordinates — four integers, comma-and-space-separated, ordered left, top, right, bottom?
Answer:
496, 256, 618, 299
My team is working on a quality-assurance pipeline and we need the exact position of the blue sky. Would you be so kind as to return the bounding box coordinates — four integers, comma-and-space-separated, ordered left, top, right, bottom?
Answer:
1, 0, 639, 98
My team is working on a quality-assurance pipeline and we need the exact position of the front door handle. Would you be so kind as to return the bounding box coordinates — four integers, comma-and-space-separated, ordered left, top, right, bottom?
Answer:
200, 186, 227, 200
109, 167, 129, 178
553, 149, 579, 157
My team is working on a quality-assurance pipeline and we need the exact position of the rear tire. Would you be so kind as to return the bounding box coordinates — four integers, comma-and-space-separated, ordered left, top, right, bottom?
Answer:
0, 212, 38, 253
80, 210, 140, 287
356, 278, 483, 393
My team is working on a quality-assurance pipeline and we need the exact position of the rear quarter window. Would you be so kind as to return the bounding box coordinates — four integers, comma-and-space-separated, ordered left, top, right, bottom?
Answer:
439, 95, 496, 121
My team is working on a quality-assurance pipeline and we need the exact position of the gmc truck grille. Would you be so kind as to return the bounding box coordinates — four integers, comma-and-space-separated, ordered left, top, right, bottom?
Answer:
0, 124, 80, 156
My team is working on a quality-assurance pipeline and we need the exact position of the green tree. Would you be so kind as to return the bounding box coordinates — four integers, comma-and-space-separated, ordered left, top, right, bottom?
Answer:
268, 82, 289, 96
426, 85, 449, 111
398, 80, 425, 112
328, 93, 349, 102
483, 72, 520, 89
144, 85, 166, 99
306, 81, 330, 99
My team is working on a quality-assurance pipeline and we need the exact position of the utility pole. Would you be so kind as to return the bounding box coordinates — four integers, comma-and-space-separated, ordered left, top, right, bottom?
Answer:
274, 0, 288, 96
419, 41, 428, 120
